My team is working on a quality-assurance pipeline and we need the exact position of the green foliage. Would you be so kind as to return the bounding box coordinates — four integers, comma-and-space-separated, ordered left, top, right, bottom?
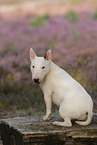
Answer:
65, 10, 78, 22
51, 41, 58, 50
43, 13, 50, 20
70, 0, 81, 4
29, 17, 45, 27
29, 14, 50, 27
93, 9, 97, 19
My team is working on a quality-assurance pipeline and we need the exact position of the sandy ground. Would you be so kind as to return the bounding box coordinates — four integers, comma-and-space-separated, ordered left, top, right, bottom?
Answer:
0, 0, 97, 19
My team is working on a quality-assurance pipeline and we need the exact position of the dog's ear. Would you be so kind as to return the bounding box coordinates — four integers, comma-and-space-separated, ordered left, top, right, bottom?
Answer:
44, 49, 52, 61
30, 48, 36, 61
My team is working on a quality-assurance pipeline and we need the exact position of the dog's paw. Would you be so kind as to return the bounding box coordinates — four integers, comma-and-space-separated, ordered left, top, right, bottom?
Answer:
43, 116, 49, 121
52, 121, 59, 126
52, 121, 72, 127
43, 113, 51, 121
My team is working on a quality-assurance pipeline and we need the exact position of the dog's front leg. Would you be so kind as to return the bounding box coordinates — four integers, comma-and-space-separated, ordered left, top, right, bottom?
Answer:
43, 94, 52, 121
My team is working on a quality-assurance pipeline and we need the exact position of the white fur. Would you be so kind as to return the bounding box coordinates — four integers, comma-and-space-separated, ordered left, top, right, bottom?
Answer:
30, 48, 93, 127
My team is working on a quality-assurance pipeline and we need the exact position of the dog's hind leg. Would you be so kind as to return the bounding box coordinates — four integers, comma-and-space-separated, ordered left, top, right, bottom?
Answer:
52, 100, 72, 127
52, 118, 72, 127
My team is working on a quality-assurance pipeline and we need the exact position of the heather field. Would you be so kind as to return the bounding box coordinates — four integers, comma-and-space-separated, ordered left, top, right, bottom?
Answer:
0, 0, 97, 118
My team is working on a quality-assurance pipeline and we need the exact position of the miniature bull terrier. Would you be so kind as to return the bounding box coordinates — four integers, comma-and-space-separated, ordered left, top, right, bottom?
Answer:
30, 48, 93, 127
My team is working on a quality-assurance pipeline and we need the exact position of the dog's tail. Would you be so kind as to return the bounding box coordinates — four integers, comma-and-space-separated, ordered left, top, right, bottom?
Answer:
75, 108, 93, 126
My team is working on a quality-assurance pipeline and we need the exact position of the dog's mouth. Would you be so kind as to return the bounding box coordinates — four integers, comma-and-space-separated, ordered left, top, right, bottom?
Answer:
34, 82, 40, 85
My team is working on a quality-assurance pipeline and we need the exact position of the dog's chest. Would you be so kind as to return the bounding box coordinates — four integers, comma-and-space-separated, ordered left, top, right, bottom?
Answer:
52, 91, 64, 106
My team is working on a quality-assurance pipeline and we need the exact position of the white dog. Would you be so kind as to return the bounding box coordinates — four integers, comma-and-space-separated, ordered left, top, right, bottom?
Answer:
30, 48, 93, 127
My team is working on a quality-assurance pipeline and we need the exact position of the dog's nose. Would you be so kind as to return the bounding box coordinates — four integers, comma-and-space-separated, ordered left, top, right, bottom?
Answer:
34, 78, 39, 83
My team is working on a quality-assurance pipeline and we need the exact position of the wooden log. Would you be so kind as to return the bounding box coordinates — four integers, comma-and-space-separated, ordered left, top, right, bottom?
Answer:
0, 114, 97, 145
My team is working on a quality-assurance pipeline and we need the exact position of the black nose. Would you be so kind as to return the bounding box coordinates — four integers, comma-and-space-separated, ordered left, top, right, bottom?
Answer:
34, 78, 39, 83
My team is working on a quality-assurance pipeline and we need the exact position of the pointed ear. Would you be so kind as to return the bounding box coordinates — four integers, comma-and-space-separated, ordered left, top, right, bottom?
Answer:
30, 48, 36, 61
44, 49, 52, 61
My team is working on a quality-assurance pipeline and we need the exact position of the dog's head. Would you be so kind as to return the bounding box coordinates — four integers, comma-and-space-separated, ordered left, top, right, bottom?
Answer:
30, 48, 52, 85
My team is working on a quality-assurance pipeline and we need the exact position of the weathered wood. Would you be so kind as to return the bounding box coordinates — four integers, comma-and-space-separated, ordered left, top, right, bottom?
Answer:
0, 114, 97, 145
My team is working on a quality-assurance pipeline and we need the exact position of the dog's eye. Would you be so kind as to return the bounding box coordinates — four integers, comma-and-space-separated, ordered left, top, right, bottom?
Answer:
42, 66, 45, 69
32, 66, 35, 68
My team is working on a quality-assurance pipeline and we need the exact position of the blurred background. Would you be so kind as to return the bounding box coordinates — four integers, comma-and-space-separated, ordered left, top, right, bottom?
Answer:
0, 0, 97, 119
